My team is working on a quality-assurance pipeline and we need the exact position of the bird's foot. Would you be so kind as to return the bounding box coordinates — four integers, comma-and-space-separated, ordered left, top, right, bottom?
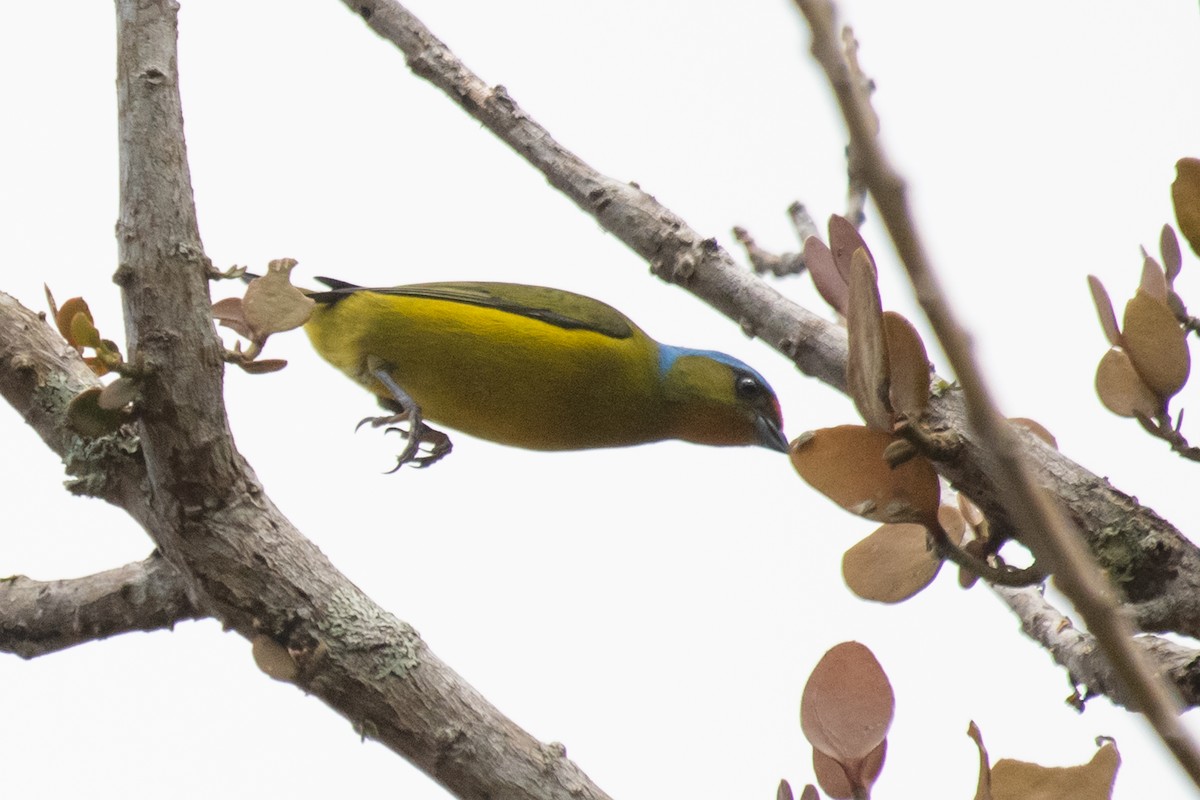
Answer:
356, 412, 453, 471
358, 360, 454, 470
386, 424, 452, 470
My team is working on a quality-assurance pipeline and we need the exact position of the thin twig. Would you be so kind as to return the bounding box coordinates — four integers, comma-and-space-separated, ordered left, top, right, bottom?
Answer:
794, 0, 1200, 785
0, 553, 201, 659
1136, 411, 1200, 462
732, 225, 806, 277
928, 525, 1046, 588
788, 201, 821, 243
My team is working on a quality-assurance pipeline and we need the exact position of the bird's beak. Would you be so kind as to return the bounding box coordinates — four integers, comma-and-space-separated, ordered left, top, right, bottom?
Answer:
755, 414, 790, 453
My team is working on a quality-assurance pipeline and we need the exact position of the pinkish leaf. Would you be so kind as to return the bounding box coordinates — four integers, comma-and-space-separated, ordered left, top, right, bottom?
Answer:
804, 236, 848, 315
1086, 276, 1121, 347
846, 248, 891, 431
801, 642, 894, 764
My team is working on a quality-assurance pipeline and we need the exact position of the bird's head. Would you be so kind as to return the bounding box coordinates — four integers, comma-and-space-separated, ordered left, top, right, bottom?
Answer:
657, 345, 788, 452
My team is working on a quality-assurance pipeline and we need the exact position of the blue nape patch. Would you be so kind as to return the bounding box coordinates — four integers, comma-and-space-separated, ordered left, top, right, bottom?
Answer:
657, 343, 773, 388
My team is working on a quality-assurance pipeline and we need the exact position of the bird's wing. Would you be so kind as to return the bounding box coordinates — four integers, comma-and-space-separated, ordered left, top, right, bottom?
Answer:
310, 278, 634, 340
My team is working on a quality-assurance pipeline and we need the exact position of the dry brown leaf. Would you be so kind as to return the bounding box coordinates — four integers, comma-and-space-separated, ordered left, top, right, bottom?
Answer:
251, 635, 300, 682
810, 745, 856, 800
967, 721, 993, 800
238, 358, 289, 374
1161, 224, 1183, 283
1010, 417, 1058, 449
1086, 276, 1121, 347
804, 236, 848, 316
791, 425, 940, 523
842, 523, 940, 603
953, 500, 987, 589
958, 494, 985, 528
82, 357, 111, 378
1120, 292, 1189, 401
810, 748, 849, 799
1172, 157, 1200, 257
799, 785, 820, 800
846, 248, 892, 431
1167, 290, 1190, 325
67, 387, 129, 438
69, 311, 102, 349
811, 735, 886, 800
242, 258, 315, 338
958, 538, 995, 589
1095, 348, 1160, 418
828, 214, 872, 283
801, 642, 894, 765
55, 297, 93, 348
44, 284, 60, 323
938, 504, 967, 541
212, 296, 254, 340
97, 377, 139, 410
1139, 255, 1169, 302
991, 741, 1120, 800
882, 311, 930, 419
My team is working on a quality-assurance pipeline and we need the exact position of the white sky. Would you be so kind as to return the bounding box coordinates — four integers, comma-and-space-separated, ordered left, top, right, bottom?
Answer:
2, 1, 1200, 798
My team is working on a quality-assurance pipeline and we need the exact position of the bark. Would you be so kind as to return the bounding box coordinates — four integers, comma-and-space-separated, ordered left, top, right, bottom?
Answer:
0, 553, 199, 659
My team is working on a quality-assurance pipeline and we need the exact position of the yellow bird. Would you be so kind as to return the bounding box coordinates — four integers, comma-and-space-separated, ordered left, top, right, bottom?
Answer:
303, 277, 787, 468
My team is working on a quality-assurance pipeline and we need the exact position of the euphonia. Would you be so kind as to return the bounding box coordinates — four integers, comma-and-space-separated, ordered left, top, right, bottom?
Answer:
302, 278, 787, 468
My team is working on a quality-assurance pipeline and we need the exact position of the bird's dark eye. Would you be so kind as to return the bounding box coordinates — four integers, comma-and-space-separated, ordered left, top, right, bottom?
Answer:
735, 375, 763, 400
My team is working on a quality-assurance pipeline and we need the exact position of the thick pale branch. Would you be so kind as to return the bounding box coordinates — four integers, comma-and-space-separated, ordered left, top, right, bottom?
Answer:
339, 0, 1200, 646
0, 553, 202, 659
794, 0, 1200, 783
105, 3, 616, 799
995, 586, 1200, 711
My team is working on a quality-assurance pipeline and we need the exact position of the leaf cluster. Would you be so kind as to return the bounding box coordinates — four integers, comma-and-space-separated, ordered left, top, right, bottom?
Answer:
790, 217, 1046, 601
1089, 159, 1200, 460
781, 643, 1118, 799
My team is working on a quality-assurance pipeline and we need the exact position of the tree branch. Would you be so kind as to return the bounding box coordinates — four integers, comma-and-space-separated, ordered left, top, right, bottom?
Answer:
794, 0, 1200, 784
0, 553, 201, 659
995, 586, 1200, 711
104, 3, 616, 799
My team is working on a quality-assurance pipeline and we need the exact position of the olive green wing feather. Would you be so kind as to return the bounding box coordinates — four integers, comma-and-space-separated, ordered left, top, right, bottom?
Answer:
310, 278, 634, 340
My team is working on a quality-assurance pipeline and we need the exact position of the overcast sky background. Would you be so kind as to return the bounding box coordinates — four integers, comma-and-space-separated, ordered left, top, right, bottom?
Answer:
3, 1, 1200, 798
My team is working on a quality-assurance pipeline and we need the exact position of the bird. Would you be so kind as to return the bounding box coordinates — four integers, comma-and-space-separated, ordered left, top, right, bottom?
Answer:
301, 277, 788, 468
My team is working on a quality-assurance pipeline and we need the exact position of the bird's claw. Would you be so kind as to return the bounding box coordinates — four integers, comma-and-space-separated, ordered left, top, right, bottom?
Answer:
381, 426, 452, 471
356, 413, 404, 432
356, 411, 453, 472
379, 423, 453, 472
361, 364, 453, 470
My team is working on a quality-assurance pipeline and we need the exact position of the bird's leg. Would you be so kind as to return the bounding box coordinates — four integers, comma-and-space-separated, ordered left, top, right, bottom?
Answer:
357, 359, 453, 470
